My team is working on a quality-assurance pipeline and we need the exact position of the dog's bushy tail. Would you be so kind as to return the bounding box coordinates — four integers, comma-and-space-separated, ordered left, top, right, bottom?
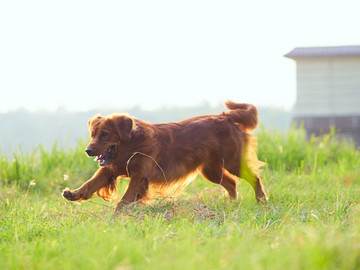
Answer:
224, 100, 258, 130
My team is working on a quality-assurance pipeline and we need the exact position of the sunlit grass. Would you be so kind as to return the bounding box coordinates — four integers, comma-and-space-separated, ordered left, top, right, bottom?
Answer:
0, 127, 359, 269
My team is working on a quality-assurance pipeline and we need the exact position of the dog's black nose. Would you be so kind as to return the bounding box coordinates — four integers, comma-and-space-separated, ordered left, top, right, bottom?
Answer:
85, 147, 94, 156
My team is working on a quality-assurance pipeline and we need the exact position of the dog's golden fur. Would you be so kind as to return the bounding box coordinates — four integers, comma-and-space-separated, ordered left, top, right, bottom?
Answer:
62, 101, 268, 213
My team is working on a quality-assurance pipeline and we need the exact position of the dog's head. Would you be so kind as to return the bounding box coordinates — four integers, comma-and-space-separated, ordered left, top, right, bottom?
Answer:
85, 113, 134, 166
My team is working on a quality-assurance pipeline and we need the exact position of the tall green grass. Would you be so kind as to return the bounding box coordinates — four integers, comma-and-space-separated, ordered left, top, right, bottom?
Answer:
0, 127, 359, 270
0, 139, 97, 193
257, 126, 358, 173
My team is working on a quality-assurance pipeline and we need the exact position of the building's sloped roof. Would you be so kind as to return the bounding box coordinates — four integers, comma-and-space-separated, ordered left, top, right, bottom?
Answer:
284, 45, 360, 59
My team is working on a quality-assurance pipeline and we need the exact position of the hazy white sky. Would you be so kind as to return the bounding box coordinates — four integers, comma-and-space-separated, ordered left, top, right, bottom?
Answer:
1, 0, 360, 112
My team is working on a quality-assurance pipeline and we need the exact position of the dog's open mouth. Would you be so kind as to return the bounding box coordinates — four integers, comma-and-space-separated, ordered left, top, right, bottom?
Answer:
94, 146, 114, 166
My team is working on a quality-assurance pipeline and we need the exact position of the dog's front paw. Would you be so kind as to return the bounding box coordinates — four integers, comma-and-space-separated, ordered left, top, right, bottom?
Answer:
62, 188, 79, 201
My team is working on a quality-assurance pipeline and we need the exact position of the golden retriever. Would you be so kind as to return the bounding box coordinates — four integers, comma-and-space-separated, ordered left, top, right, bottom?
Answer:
62, 101, 268, 213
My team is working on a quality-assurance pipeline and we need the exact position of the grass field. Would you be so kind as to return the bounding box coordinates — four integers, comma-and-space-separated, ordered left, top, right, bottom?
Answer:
0, 128, 359, 270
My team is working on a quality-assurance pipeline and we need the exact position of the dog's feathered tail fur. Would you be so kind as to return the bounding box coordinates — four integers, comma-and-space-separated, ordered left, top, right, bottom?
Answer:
96, 181, 117, 202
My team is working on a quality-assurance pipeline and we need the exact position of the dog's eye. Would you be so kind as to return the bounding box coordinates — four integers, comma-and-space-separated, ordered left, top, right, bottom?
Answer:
100, 131, 108, 138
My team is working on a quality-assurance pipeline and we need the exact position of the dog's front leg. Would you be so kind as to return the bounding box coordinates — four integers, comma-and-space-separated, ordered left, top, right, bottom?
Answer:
114, 177, 149, 212
62, 167, 113, 202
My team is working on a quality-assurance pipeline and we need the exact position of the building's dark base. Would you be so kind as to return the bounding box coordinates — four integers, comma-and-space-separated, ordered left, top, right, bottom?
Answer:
293, 115, 360, 147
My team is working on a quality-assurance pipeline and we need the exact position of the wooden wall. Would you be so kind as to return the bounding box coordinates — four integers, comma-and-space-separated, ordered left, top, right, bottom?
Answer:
294, 57, 360, 117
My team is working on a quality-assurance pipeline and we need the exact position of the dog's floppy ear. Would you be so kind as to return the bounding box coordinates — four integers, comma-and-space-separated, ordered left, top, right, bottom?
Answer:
109, 114, 134, 142
88, 114, 103, 129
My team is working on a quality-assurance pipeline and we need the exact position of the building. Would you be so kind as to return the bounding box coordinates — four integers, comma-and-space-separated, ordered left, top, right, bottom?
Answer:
284, 45, 360, 145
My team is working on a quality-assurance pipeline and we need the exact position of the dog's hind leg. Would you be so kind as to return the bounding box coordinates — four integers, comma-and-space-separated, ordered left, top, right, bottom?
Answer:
238, 136, 268, 203
239, 161, 268, 202
201, 162, 238, 199
254, 177, 268, 202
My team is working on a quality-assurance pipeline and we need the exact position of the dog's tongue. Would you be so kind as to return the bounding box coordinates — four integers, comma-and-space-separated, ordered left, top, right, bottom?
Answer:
94, 156, 104, 166
94, 154, 103, 162
94, 151, 107, 164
